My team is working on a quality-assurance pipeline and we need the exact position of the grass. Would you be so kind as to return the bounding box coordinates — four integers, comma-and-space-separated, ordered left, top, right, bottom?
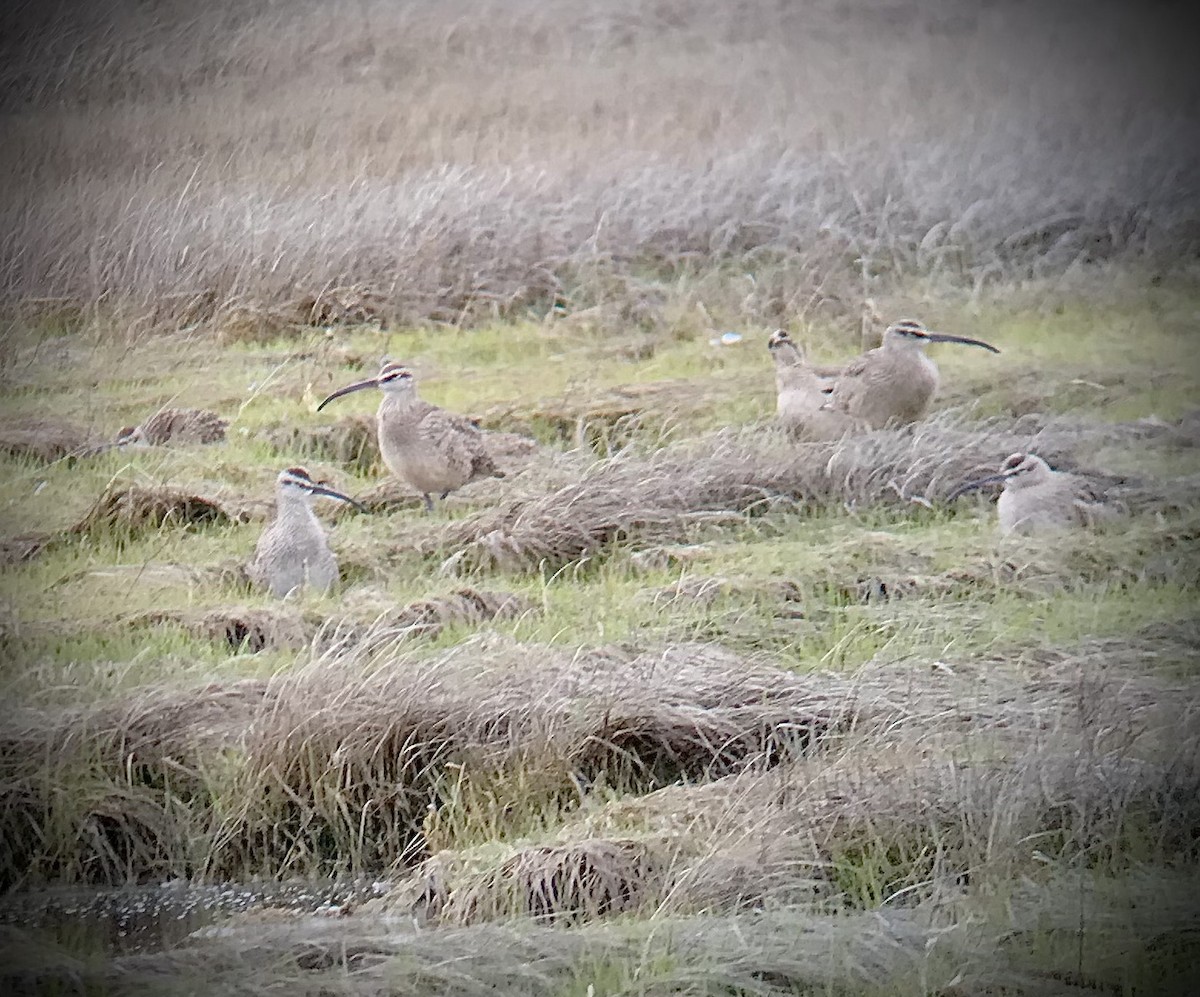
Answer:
2, 0, 1200, 993
3, 0, 1198, 331
2, 281, 1199, 994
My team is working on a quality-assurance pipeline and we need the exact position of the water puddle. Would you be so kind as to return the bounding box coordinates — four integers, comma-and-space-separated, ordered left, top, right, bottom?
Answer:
0, 877, 391, 954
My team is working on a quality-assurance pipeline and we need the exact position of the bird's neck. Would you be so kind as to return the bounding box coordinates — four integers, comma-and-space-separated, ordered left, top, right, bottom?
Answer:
380, 392, 420, 416
277, 494, 320, 525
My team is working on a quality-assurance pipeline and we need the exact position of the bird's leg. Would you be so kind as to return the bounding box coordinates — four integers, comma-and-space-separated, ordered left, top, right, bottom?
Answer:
439, 490, 449, 500
423, 493, 434, 513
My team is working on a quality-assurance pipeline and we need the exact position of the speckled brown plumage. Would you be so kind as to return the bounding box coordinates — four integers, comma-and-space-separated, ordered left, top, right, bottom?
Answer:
824, 320, 999, 430
120, 407, 228, 446
965, 453, 1112, 536
248, 467, 359, 598
318, 363, 504, 511
767, 331, 861, 441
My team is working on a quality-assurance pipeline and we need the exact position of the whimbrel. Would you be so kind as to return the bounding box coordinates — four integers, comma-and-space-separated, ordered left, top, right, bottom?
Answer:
117, 407, 228, 447
946, 452, 1109, 536
823, 319, 1000, 429
249, 466, 364, 598
767, 331, 862, 441
81, 407, 229, 456
317, 362, 504, 511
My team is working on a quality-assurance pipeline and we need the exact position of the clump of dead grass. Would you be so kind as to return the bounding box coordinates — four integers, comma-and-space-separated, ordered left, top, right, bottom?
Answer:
63, 480, 272, 544
0, 480, 263, 567
8, 618, 1192, 889
454, 838, 663, 924
370, 633, 1200, 925
260, 415, 379, 475
0, 533, 50, 567
219, 641, 840, 878
0, 639, 841, 886
432, 415, 1189, 571
129, 607, 315, 653
0, 416, 101, 462
4, 1, 1196, 331
375, 587, 536, 639
308, 587, 537, 653
211, 301, 306, 346
70, 482, 237, 538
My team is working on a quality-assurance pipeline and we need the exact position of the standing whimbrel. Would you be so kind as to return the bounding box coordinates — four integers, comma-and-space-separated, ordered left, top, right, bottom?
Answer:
823, 319, 1000, 429
250, 466, 365, 598
946, 452, 1109, 536
317, 362, 504, 511
767, 331, 862, 441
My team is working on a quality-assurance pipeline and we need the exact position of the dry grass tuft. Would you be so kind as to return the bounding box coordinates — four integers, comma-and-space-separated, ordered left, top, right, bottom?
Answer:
0, 532, 50, 567
454, 838, 662, 924
68, 482, 246, 538
212, 302, 306, 346
260, 414, 379, 475
0, 481, 264, 566
367, 627, 1200, 923
5, 1, 1194, 330
295, 283, 388, 327
307, 587, 538, 652
0, 416, 100, 462
129, 606, 315, 653
5, 680, 272, 763
431, 415, 1179, 570
378, 587, 536, 639
479, 381, 724, 450
0, 640, 840, 884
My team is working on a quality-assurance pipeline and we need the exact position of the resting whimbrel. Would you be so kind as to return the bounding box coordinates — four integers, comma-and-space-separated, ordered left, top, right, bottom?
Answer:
767, 330, 861, 441
946, 452, 1108, 536
250, 466, 364, 598
117, 407, 228, 447
823, 319, 1000, 429
85, 407, 229, 455
317, 362, 504, 511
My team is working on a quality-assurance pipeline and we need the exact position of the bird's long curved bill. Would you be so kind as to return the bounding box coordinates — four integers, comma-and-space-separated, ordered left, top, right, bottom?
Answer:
316, 378, 377, 412
945, 473, 1009, 502
305, 483, 369, 513
925, 333, 1001, 354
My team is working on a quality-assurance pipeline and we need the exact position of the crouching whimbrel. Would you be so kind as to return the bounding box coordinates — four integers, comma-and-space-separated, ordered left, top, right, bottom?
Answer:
317, 362, 504, 511
946, 452, 1112, 536
766, 330, 862, 441
85, 407, 229, 455
250, 466, 365, 598
823, 319, 1000, 429
116, 407, 229, 447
